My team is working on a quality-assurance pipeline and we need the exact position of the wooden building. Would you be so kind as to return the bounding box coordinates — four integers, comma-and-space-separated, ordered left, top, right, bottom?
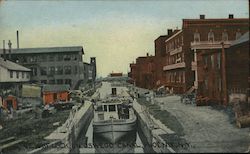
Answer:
42, 84, 70, 105
3, 95, 18, 111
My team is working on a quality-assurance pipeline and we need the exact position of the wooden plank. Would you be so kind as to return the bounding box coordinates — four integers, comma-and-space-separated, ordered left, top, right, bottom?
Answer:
0, 139, 24, 150
0, 137, 15, 144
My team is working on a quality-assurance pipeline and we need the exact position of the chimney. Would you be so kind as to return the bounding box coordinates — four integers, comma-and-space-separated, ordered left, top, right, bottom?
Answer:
17, 30, 19, 49
229, 14, 234, 19
200, 14, 205, 19
8, 40, 12, 60
167, 29, 173, 35
146, 53, 149, 57
3, 40, 6, 61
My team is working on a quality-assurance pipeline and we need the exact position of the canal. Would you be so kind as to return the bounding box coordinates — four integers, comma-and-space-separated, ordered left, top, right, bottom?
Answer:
76, 119, 154, 153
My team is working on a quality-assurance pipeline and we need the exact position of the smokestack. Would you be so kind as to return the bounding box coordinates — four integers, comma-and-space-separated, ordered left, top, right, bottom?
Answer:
229, 14, 234, 19
8, 40, 12, 60
17, 30, 19, 49
167, 29, 173, 35
200, 14, 205, 19
3, 40, 6, 61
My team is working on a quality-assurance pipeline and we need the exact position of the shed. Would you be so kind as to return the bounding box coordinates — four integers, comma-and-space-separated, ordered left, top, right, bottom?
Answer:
42, 84, 70, 105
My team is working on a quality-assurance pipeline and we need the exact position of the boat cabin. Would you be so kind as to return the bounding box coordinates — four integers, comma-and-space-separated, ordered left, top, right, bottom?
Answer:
95, 102, 130, 121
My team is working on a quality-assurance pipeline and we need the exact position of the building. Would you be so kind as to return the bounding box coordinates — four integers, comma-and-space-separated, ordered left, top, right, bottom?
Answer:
42, 84, 70, 105
163, 30, 186, 93
154, 29, 179, 88
0, 46, 96, 89
134, 53, 155, 89
3, 95, 18, 111
128, 29, 179, 90
226, 32, 249, 105
189, 15, 249, 105
0, 57, 31, 83
110, 72, 123, 77
128, 63, 136, 84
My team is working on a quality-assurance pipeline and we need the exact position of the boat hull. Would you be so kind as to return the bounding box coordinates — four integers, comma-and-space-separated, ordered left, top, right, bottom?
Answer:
93, 117, 137, 143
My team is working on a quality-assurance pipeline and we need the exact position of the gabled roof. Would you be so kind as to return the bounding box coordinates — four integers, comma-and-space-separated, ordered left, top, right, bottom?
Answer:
42, 84, 70, 92
0, 46, 84, 54
231, 32, 249, 46
0, 57, 31, 71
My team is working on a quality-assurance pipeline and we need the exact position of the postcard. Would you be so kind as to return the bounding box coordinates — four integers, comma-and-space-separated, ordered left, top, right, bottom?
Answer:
0, 0, 249, 153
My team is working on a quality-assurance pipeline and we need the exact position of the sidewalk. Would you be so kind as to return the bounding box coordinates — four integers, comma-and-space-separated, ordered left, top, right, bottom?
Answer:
154, 96, 250, 153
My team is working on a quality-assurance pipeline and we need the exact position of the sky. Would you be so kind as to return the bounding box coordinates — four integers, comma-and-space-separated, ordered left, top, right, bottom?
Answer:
0, 0, 249, 77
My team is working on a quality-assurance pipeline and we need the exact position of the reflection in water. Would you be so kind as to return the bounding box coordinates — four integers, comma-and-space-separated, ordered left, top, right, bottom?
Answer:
93, 131, 137, 153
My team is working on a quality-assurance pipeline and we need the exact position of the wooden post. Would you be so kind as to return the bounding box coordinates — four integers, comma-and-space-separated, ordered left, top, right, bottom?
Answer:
221, 42, 228, 106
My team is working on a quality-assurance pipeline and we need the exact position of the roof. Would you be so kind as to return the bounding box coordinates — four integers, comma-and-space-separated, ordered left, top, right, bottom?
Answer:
42, 84, 70, 92
231, 32, 249, 46
165, 30, 183, 43
0, 46, 84, 54
183, 18, 249, 22
0, 57, 31, 71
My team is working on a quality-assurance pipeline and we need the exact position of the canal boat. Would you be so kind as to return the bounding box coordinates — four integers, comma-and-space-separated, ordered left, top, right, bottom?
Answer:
93, 97, 137, 143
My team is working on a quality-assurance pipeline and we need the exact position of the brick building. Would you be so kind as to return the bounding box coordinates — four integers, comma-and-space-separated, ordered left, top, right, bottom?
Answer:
189, 15, 249, 105
154, 29, 179, 88
134, 54, 155, 89
163, 30, 187, 93
128, 63, 136, 84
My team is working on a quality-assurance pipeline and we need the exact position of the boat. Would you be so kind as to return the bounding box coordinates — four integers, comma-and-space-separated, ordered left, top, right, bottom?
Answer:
93, 97, 137, 143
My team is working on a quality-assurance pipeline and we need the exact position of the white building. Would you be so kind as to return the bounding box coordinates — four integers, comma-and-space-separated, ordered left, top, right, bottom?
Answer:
0, 57, 31, 82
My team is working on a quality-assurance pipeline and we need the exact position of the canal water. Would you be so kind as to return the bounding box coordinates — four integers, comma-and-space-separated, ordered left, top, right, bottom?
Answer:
77, 120, 152, 153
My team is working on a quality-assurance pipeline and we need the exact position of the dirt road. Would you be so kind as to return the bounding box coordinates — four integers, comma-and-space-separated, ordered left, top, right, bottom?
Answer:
155, 95, 250, 153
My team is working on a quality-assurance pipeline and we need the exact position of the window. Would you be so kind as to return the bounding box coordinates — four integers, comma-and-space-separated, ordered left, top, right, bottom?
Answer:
30, 56, 37, 62
217, 53, 221, 69
10, 71, 13, 78
182, 71, 185, 83
57, 79, 63, 84
22, 72, 24, 78
194, 30, 200, 42
49, 80, 55, 84
208, 29, 214, 42
41, 55, 47, 62
16, 71, 19, 78
41, 80, 47, 84
74, 66, 78, 74
109, 105, 116, 112
40, 67, 47, 75
49, 55, 54, 61
73, 54, 78, 61
103, 105, 107, 111
204, 55, 209, 66
112, 88, 117, 95
26, 73, 29, 79
211, 55, 214, 68
204, 78, 208, 90
56, 66, 63, 75
31, 67, 37, 76
48, 67, 55, 75
218, 77, 222, 92
57, 54, 63, 61
65, 79, 71, 86
64, 66, 71, 74
222, 31, 228, 41
236, 31, 242, 40
64, 55, 71, 61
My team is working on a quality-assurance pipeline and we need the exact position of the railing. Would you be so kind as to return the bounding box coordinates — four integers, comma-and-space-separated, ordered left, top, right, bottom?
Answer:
190, 41, 232, 49
169, 46, 182, 56
163, 62, 186, 71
